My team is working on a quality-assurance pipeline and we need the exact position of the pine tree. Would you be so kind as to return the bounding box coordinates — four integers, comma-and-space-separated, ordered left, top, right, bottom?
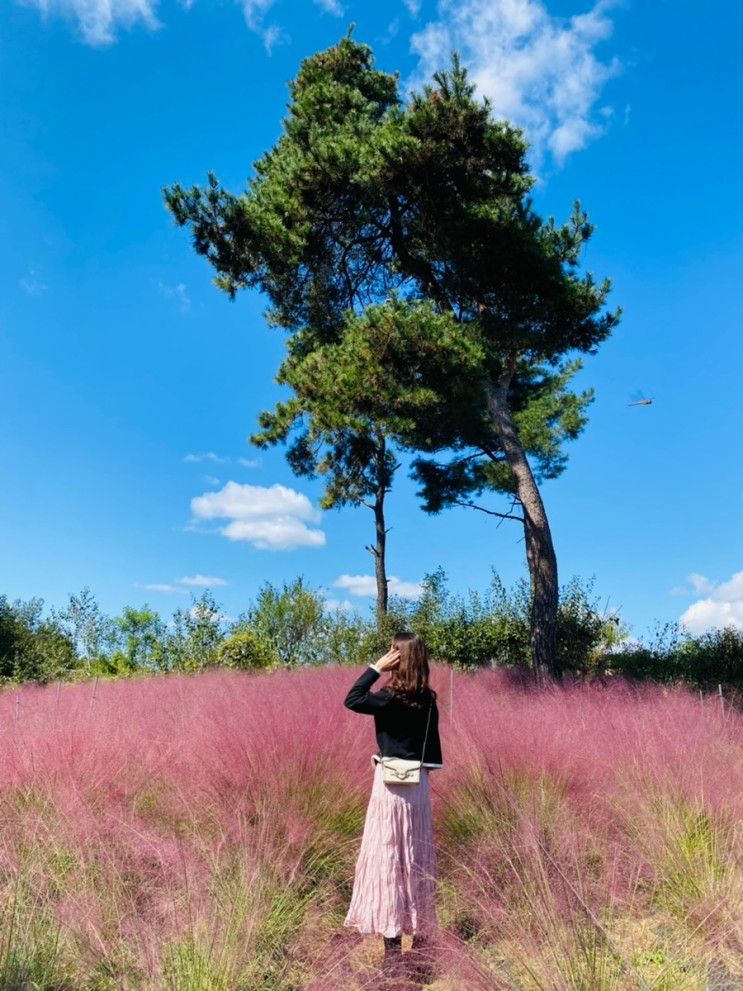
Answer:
164, 38, 620, 680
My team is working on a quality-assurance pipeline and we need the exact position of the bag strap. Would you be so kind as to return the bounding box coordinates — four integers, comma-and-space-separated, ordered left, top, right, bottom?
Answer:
420, 699, 433, 765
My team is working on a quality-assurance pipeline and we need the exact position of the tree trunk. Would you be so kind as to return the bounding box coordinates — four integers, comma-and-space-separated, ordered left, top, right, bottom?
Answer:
373, 492, 389, 631
486, 368, 562, 684
366, 435, 390, 633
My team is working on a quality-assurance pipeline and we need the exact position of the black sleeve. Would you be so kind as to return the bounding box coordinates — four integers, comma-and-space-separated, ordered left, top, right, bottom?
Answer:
344, 666, 390, 714
425, 702, 443, 766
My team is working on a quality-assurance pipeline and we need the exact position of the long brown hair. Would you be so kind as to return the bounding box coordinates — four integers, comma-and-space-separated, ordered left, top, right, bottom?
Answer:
386, 632, 436, 709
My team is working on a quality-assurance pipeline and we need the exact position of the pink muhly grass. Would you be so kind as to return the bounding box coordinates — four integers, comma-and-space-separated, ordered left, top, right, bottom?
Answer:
0, 664, 740, 989
0, 668, 374, 987
433, 667, 743, 988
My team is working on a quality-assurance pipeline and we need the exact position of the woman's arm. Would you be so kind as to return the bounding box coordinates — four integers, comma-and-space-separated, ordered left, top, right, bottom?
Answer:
344, 648, 400, 714
344, 666, 388, 714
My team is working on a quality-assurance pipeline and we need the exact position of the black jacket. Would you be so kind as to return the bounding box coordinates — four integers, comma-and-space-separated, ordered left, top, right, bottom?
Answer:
344, 666, 443, 768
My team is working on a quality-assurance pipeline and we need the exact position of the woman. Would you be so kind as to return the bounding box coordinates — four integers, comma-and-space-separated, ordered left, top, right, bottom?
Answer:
343, 631, 443, 985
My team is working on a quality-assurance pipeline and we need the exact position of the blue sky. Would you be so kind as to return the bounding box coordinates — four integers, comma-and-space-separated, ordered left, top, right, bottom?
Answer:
1, 0, 742, 640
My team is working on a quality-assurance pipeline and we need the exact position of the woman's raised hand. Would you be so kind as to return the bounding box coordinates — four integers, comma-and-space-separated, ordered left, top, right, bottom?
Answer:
375, 647, 400, 672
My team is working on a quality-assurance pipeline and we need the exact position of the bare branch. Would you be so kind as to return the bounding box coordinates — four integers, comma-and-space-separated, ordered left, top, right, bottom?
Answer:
481, 445, 507, 465
454, 499, 524, 524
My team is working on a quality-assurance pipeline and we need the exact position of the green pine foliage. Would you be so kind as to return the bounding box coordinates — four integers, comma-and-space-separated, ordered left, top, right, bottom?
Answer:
164, 35, 621, 674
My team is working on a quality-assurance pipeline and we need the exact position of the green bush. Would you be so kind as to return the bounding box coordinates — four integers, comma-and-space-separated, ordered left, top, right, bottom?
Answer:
377, 569, 617, 674
608, 623, 743, 690
87, 650, 139, 678
240, 578, 328, 667
382, 567, 531, 669
164, 591, 226, 672
0, 596, 77, 684
321, 608, 376, 666
676, 625, 743, 687
218, 630, 278, 671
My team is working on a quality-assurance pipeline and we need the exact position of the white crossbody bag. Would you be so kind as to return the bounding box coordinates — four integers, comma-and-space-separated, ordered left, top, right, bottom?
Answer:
381, 701, 432, 785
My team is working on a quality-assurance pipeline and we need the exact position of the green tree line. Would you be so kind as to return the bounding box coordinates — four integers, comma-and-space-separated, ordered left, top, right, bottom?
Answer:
1, 576, 741, 692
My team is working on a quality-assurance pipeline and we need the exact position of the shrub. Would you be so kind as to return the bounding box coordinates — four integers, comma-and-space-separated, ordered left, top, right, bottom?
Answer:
556, 575, 626, 677
164, 591, 226, 672
608, 622, 743, 690
218, 630, 278, 671
114, 605, 166, 670
240, 578, 328, 667
382, 569, 617, 673
321, 608, 375, 666
676, 625, 743, 688
0, 596, 77, 684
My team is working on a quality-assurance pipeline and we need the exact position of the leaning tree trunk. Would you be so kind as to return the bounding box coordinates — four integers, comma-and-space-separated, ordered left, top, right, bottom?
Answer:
486, 368, 562, 685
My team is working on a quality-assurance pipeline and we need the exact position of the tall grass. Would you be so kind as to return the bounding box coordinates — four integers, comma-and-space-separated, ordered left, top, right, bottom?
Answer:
0, 667, 740, 989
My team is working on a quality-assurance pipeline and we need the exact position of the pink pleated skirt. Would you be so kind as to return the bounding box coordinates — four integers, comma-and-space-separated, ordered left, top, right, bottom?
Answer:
344, 761, 438, 939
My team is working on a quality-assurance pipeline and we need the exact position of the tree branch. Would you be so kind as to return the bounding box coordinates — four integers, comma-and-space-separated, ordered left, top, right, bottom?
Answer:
454, 499, 524, 524
480, 444, 506, 464
387, 198, 453, 314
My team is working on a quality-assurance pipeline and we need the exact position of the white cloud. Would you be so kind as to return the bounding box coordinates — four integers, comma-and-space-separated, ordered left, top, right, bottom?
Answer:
334, 573, 423, 601
404, 0, 421, 16
323, 597, 358, 614
239, 0, 283, 51
687, 572, 715, 595
669, 585, 688, 598
192, 481, 317, 522
19, 267, 48, 296
241, 0, 275, 22
19, 0, 160, 45
314, 0, 343, 14
158, 280, 191, 312
389, 577, 425, 600
203, 475, 220, 486
185, 452, 227, 464
190, 480, 325, 551
333, 574, 378, 597
184, 452, 258, 467
409, 0, 622, 166
383, 16, 401, 43
177, 574, 228, 587
139, 574, 228, 593
677, 570, 743, 635
238, 0, 339, 51
140, 582, 189, 594
19, 0, 339, 48
219, 517, 324, 549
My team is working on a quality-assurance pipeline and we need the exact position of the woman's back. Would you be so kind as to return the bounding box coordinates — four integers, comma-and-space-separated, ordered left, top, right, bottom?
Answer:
345, 671, 443, 766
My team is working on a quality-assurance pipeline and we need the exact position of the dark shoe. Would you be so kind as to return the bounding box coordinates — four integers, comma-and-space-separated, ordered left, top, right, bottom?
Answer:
405, 934, 435, 986
378, 936, 410, 988
382, 935, 403, 970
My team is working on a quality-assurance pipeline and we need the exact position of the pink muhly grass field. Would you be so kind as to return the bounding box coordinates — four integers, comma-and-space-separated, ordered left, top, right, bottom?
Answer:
0, 665, 740, 990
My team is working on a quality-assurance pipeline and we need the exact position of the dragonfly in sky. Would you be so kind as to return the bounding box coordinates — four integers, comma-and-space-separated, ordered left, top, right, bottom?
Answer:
627, 389, 654, 407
